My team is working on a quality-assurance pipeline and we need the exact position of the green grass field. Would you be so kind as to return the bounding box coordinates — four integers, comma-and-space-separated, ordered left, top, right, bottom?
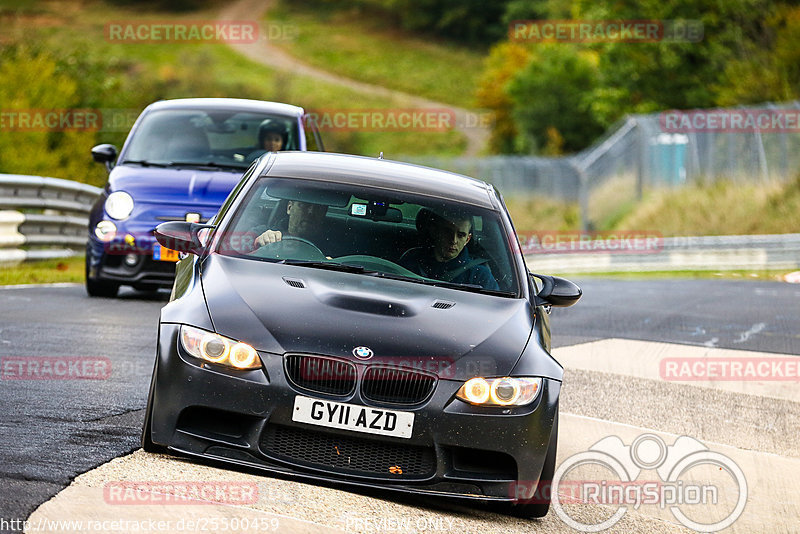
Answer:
1, 0, 466, 181
265, 1, 486, 109
0, 256, 85, 285
504, 175, 800, 236
616, 177, 800, 235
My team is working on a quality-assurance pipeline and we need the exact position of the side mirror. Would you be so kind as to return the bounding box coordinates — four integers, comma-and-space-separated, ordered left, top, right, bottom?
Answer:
91, 144, 118, 172
154, 221, 214, 256
531, 273, 582, 307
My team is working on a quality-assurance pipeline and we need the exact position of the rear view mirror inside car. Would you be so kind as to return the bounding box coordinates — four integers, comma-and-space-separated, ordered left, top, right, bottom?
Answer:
349, 201, 403, 222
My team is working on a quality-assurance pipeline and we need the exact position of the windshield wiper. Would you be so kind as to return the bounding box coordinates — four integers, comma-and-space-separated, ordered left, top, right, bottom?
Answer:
417, 278, 516, 296
279, 260, 367, 274
121, 159, 169, 167
166, 161, 246, 170
277, 260, 515, 296
367, 271, 516, 297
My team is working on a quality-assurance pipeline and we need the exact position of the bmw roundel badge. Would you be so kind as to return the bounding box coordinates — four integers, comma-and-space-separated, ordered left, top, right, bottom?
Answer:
353, 346, 374, 360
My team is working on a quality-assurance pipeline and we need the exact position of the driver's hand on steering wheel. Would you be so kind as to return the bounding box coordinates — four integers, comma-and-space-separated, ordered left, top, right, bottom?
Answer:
254, 229, 282, 248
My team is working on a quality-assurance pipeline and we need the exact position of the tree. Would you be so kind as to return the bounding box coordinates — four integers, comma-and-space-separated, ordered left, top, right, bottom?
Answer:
507, 45, 604, 153
475, 42, 532, 153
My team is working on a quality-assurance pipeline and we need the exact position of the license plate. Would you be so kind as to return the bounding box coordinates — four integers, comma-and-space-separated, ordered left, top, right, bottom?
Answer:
292, 396, 414, 439
153, 244, 180, 262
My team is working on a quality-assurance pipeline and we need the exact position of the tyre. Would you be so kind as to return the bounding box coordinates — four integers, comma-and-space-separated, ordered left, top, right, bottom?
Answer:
85, 253, 119, 297
86, 277, 120, 297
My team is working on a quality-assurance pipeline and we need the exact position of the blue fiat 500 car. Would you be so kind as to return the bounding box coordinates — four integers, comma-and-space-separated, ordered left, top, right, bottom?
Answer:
86, 98, 323, 297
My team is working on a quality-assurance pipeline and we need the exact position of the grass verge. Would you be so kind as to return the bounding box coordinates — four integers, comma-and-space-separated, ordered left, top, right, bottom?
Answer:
615, 176, 800, 236
0, 255, 85, 286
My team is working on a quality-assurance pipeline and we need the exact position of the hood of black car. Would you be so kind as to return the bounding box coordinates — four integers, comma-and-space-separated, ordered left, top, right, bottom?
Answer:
200, 255, 534, 379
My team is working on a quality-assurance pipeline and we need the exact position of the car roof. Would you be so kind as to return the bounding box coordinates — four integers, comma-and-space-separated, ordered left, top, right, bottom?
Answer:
144, 98, 305, 117
261, 152, 497, 209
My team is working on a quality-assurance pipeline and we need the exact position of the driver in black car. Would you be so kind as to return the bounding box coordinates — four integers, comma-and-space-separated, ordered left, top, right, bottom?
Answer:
253, 200, 328, 249
400, 210, 499, 290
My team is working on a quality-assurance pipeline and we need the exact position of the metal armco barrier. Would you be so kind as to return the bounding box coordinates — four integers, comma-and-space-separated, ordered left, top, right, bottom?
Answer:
0, 175, 101, 266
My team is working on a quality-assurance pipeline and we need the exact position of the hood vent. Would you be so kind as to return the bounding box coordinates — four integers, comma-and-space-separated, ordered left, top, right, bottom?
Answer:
283, 277, 306, 289
323, 294, 411, 317
432, 300, 455, 309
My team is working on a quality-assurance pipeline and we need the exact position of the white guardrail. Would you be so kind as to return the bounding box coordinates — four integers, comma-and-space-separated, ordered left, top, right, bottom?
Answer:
0, 174, 102, 266
524, 234, 800, 273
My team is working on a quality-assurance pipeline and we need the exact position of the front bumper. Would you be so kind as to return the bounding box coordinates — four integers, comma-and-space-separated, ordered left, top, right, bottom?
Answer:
149, 323, 560, 502
87, 235, 177, 289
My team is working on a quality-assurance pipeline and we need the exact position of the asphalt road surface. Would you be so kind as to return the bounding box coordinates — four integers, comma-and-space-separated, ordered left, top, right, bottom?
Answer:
1, 279, 797, 532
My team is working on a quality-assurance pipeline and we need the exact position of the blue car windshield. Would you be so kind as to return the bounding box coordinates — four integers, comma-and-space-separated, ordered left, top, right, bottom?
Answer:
123, 109, 300, 169
216, 177, 521, 296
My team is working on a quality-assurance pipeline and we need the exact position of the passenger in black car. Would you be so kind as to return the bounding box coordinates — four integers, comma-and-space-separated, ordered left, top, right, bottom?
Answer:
399, 210, 499, 290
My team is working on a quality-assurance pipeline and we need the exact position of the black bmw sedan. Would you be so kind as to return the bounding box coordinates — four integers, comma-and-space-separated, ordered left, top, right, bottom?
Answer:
142, 151, 581, 518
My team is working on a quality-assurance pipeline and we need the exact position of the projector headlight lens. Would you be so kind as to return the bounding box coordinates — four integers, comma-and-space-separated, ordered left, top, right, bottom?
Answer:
456, 377, 542, 406
179, 325, 261, 370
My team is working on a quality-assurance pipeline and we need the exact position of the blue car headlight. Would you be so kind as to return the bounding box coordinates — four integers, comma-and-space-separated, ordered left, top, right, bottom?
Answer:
105, 191, 134, 220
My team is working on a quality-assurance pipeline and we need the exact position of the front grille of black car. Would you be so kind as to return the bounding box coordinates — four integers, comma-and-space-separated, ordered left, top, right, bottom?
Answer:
285, 355, 357, 396
260, 424, 436, 478
361, 367, 437, 405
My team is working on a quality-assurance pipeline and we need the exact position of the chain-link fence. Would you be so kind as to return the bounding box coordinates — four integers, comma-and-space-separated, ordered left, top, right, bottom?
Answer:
411, 101, 800, 230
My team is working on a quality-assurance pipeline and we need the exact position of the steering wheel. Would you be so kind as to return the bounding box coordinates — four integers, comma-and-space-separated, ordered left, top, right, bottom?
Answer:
251, 235, 326, 260
280, 236, 324, 253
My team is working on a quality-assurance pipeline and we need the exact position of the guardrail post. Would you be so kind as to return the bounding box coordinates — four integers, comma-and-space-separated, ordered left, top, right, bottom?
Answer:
572, 162, 591, 232
635, 117, 645, 201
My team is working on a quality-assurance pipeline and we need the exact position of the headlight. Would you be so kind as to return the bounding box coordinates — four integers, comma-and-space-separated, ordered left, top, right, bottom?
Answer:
105, 191, 134, 220
179, 325, 261, 370
94, 220, 117, 242
456, 377, 542, 406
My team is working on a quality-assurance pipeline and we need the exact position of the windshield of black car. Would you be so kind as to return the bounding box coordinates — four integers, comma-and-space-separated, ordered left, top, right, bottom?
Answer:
215, 177, 521, 296
122, 109, 299, 168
